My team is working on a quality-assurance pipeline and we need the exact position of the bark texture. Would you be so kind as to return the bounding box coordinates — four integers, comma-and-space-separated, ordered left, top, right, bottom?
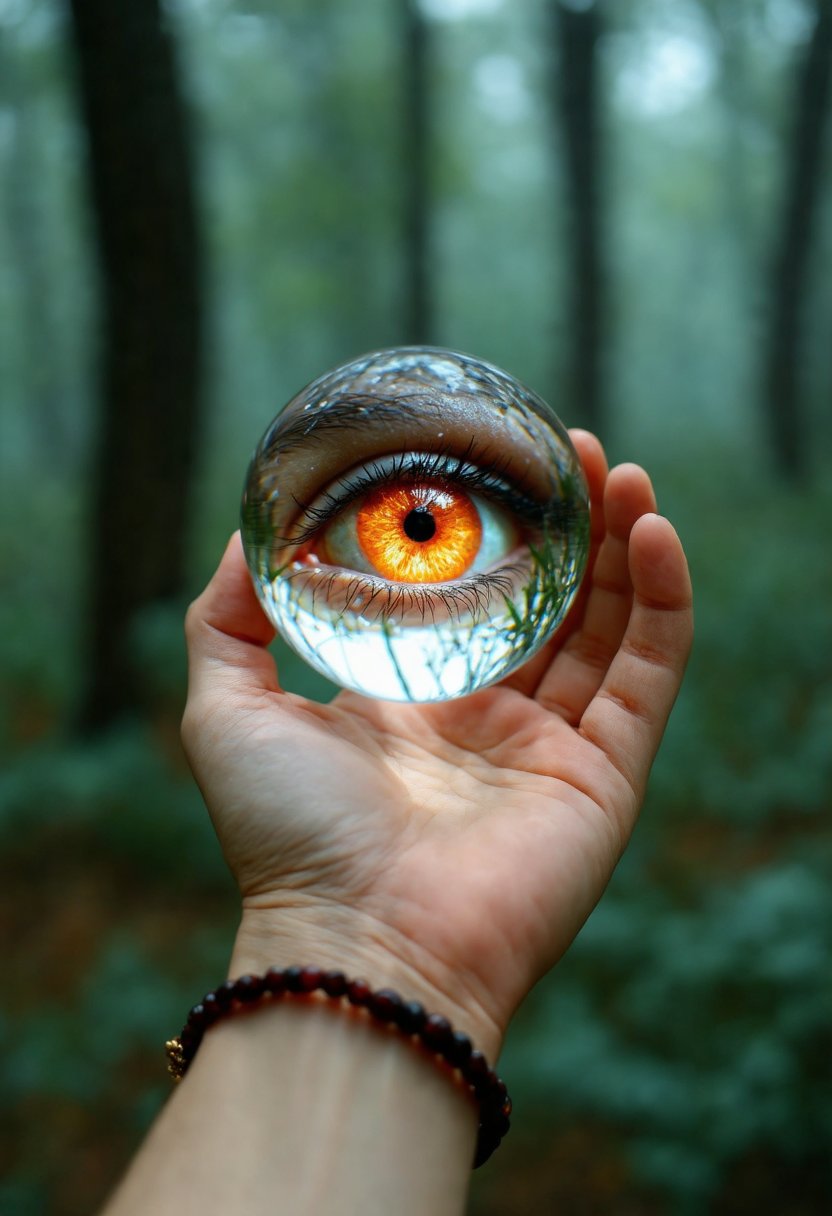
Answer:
402, 0, 431, 345
551, 0, 605, 436
68, 0, 203, 728
764, 0, 832, 479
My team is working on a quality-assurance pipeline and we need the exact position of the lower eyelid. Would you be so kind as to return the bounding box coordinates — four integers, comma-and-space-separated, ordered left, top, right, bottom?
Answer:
282, 560, 531, 627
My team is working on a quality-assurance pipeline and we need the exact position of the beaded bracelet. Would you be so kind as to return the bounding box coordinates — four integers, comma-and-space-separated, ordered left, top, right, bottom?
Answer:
165, 964, 511, 1168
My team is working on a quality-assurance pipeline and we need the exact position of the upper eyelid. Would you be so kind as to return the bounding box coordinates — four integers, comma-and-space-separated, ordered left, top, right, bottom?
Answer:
284, 446, 547, 548
256, 384, 574, 528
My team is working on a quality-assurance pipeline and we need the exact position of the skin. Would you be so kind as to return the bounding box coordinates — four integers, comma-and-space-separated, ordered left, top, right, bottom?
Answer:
103, 431, 693, 1216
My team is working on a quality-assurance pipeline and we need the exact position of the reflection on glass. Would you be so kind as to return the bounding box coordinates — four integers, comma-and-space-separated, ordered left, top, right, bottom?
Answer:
241, 346, 590, 701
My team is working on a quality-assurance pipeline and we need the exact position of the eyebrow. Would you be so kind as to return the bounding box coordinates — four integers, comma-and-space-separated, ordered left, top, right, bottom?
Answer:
264, 393, 458, 456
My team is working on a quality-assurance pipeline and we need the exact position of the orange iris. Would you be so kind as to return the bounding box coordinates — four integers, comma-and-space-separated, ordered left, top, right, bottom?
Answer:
356, 481, 482, 582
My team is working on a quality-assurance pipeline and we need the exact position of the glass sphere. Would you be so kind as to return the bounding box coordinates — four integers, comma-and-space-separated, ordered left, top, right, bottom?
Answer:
241, 347, 589, 701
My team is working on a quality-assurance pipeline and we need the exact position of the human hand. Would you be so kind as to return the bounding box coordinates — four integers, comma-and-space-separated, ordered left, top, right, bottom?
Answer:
181, 432, 693, 1057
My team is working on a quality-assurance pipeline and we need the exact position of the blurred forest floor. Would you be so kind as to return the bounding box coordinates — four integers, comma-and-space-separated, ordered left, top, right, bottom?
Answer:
2, 455, 830, 1215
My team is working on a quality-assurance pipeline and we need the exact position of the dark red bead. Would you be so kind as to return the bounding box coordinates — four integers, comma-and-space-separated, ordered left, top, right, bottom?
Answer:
232, 973, 264, 1002
463, 1050, 489, 1086
397, 999, 427, 1034
368, 988, 403, 1023
346, 979, 371, 1006
446, 1029, 473, 1067
481, 1108, 511, 1139
187, 1003, 208, 1030
298, 965, 325, 993
214, 980, 236, 1007
201, 993, 222, 1023
473, 1132, 496, 1169
480, 1085, 502, 1114
481, 1067, 499, 1097
321, 970, 348, 998
420, 1013, 454, 1053
471, 1064, 498, 1100
168, 966, 512, 1168
178, 1025, 199, 1055
283, 965, 304, 992
264, 967, 286, 994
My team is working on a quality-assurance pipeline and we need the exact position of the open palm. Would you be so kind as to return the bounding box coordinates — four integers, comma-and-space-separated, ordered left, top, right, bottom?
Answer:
182, 433, 692, 1054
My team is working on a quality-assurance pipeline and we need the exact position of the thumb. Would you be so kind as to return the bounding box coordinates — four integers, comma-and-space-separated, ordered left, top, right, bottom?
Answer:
184, 532, 281, 704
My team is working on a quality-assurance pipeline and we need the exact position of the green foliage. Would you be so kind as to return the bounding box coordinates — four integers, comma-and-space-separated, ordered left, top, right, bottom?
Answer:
507, 857, 832, 1211
1, 0, 830, 1212
0, 723, 238, 1213
650, 460, 832, 826
495, 463, 832, 1210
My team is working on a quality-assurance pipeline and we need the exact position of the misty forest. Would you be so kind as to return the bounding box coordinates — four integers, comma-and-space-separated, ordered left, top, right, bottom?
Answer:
1, 0, 831, 1212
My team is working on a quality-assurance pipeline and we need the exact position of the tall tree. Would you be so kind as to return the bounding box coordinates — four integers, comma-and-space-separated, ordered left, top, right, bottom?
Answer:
401, 0, 431, 345
701, 1, 757, 279
0, 32, 66, 463
550, 0, 606, 437
67, 0, 203, 728
764, 0, 832, 480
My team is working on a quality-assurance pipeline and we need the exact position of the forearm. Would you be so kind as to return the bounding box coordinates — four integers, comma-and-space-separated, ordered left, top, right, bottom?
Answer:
103, 927, 482, 1216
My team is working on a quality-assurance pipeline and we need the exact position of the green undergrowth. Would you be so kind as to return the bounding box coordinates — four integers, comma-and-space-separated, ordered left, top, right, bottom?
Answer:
3, 455, 831, 1213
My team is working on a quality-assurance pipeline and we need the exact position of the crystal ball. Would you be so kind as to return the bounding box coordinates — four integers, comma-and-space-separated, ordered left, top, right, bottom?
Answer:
241, 347, 589, 701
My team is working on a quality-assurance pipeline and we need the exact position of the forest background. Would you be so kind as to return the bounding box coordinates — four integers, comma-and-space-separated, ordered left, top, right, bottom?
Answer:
1, 0, 831, 1212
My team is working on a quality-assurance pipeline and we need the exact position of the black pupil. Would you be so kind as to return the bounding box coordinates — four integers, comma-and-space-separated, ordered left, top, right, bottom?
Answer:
403, 507, 436, 543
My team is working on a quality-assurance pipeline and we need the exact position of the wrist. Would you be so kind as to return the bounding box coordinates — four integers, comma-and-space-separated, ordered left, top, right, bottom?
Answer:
231, 900, 505, 1060
117, 961, 482, 1215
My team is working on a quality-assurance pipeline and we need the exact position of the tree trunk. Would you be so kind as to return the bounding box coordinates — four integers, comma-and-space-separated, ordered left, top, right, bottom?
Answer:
401, 0, 431, 346
0, 33, 67, 464
550, 0, 605, 437
702, 1, 756, 280
67, 0, 203, 729
764, 0, 832, 480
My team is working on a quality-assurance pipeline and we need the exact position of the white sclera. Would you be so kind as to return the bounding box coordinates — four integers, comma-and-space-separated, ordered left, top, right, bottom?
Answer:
317, 453, 517, 580
241, 346, 590, 702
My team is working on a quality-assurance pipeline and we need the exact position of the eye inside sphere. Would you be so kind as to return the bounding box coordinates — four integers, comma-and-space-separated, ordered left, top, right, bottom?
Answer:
356, 482, 482, 582
307, 478, 514, 584
241, 346, 590, 702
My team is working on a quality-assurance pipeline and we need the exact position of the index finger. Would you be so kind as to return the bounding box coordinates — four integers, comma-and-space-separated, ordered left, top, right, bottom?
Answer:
577, 513, 693, 831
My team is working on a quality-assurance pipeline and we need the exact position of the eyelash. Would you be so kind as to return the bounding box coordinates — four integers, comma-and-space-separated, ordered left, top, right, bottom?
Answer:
300, 562, 530, 626
284, 442, 556, 550
272, 442, 579, 626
